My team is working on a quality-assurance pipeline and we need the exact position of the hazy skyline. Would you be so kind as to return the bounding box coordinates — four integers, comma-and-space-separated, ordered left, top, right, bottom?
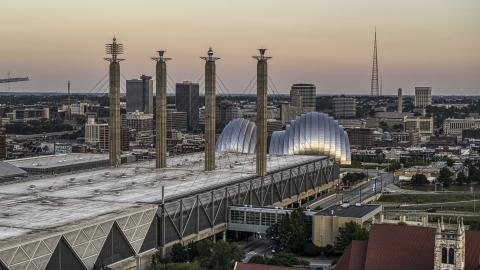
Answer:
1, 0, 479, 96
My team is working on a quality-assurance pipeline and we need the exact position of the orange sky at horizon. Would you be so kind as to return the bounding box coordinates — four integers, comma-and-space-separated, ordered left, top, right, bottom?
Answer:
1, 0, 479, 95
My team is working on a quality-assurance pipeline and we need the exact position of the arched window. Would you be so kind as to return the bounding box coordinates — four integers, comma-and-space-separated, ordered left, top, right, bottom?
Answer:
449, 248, 455, 264
442, 247, 447, 263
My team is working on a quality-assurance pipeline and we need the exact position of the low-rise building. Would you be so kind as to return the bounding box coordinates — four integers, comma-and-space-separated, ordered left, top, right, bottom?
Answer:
333, 97, 357, 118
404, 116, 434, 136
346, 128, 374, 150
126, 111, 153, 132
443, 117, 480, 135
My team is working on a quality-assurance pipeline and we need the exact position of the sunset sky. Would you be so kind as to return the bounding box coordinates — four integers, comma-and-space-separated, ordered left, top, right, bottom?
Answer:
1, 0, 479, 95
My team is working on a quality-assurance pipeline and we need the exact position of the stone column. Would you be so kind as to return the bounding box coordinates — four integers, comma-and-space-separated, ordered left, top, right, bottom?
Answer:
109, 61, 121, 167
152, 51, 170, 169
201, 48, 219, 171
253, 49, 271, 176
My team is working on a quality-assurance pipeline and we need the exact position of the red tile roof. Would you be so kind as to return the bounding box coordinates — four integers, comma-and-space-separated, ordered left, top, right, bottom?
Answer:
234, 262, 298, 270
364, 224, 436, 270
336, 224, 480, 270
335, 240, 368, 270
465, 230, 480, 270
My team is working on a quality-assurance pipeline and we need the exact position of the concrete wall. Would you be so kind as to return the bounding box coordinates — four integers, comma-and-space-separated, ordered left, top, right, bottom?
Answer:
312, 215, 363, 246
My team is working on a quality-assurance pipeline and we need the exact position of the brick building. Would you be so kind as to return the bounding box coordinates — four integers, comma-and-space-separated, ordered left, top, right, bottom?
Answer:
346, 128, 374, 150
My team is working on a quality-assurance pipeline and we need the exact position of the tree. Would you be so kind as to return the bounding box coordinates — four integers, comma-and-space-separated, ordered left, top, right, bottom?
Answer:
397, 222, 408, 226
438, 167, 454, 187
411, 174, 429, 187
170, 243, 189, 263
249, 255, 267, 264
150, 262, 203, 270
456, 171, 467, 186
266, 253, 309, 267
447, 158, 455, 167
197, 240, 245, 270
285, 208, 308, 253
334, 221, 369, 253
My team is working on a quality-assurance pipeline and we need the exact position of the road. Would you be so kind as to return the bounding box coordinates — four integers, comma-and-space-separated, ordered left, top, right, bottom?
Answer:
318, 172, 396, 209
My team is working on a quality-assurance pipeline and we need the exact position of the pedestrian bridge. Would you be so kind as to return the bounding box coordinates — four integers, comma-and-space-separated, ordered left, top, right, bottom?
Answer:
226, 205, 317, 233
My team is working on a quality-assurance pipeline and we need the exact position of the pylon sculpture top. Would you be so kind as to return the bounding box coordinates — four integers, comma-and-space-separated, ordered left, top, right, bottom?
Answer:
201, 47, 220, 62
253, 48, 271, 61
151, 51, 171, 63
104, 37, 125, 63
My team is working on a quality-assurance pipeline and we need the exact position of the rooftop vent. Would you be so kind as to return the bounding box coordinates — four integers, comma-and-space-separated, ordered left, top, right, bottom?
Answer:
48, 186, 54, 191
234, 160, 241, 165
115, 190, 122, 196
135, 167, 140, 172
181, 176, 187, 180
105, 172, 110, 176
162, 176, 168, 180
151, 182, 157, 187
185, 159, 189, 162
230, 165, 234, 169
29, 185, 36, 190
57, 201, 66, 205
94, 189, 101, 195
331, 210, 334, 215
3, 213, 13, 217
87, 179, 94, 184
41, 200, 50, 204
70, 178, 75, 182
131, 181, 137, 186
121, 173, 127, 178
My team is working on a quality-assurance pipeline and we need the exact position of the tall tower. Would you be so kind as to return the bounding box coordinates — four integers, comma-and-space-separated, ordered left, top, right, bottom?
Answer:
398, 88, 403, 113
104, 37, 124, 167
434, 217, 465, 270
371, 29, 379, 97
201, 48, 220, 171
151, 51, 170, 169
67, 81, 71, 120
253, 49, 271, 176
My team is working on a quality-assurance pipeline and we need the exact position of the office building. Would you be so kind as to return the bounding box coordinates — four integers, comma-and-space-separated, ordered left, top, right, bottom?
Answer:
290, 89, 303, 107
443, 117, 480, 135
126, 75, 153, 114
216, 100, 238, 124
291, 84, 316, 108
345, 128, 374, 150
0, 120, 5, 160
280, 103, 315, 124
414, 87, 432, 107
175, 81, 199, 130
85, 118, 129, 151
167, 109, 188, 131
404, 116, 434, 136
462, 128, 480, 141
333, 98, 357, 118
126, 111, 153, 132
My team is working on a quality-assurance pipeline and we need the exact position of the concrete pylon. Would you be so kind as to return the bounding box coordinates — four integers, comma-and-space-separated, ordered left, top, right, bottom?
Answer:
151, 51, 171, 169
253, 49, 271, 176
104, 37, 124, 167
201, 48, 220, 171
398, 88, 402, 113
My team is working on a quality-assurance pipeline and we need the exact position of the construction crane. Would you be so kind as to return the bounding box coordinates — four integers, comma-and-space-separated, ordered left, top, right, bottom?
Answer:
0, 72, 29, 105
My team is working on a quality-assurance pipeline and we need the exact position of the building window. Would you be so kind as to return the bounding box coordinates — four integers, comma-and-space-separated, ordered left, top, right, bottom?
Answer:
449, 248, 455, 264
442, 247, 447, 263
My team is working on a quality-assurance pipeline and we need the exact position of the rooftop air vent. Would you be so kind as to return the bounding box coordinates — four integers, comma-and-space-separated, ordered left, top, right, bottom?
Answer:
105, 172, 110, 176
185, 159, 189, 162
29, 185, 36, 190
3, 213, 13, 217
121, 173, 127, 178
115, 190, 122, 196
87, 179, 94, 184
234, 160, 241, 165
70, 178, 75, 182
57, 201, 66, 205
135, 167, 140, 172
94, 189, 101, 195
230, 165, 234, 169
131, 181, 137, 186
151, 182, 157, 187
162, 176, 168, 180
48, 186, 54, 191
181, 176, 186, 180
41, 200, 50, 204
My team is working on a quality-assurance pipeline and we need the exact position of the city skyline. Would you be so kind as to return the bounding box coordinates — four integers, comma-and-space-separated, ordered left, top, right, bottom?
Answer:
1, 0, 479, 95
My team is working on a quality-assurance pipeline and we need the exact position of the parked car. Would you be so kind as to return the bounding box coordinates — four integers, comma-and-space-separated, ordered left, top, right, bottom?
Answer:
426, 208, 436, 213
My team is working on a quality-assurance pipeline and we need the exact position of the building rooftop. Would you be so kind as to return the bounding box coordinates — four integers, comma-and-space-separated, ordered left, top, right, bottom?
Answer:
0, 153, 326, 247
316, 204, 382, 220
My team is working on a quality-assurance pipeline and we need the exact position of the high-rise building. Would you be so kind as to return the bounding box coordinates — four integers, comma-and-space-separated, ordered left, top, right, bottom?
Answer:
404, 116, 434, 136
175, 81, 199, 130
398, 88, 403, 113
291, 84, 316, 108
414, 87, 432, 107
85, 118, 129, 151
290, 89, 303, 107
126, 75, 153, 114
167, 109, 188, 131
0, 119, 6, 160
216, 100, 238, 124
333, 98, 357, 118
126, 111, 153, 132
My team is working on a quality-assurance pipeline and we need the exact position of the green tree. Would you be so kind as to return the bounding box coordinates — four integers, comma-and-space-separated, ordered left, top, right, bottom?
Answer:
266, 253, 309, 267
286, 208, 308, 254
249, 255, 267, 264
150, 262, 203, 270
397, 222, 408, 226
197, 240, 245, 270
334, 221, 369, 253
411, 174, 429, 187
456, 171, 467, 186
266, 222, 283, 248
92, 265, 112, 270
447, 158, 455, 167
438, 167, 454, 187
170, 243, 189, 263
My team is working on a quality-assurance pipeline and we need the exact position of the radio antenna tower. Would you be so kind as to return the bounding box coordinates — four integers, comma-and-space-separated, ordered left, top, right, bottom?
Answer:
371, 28, 379, 97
